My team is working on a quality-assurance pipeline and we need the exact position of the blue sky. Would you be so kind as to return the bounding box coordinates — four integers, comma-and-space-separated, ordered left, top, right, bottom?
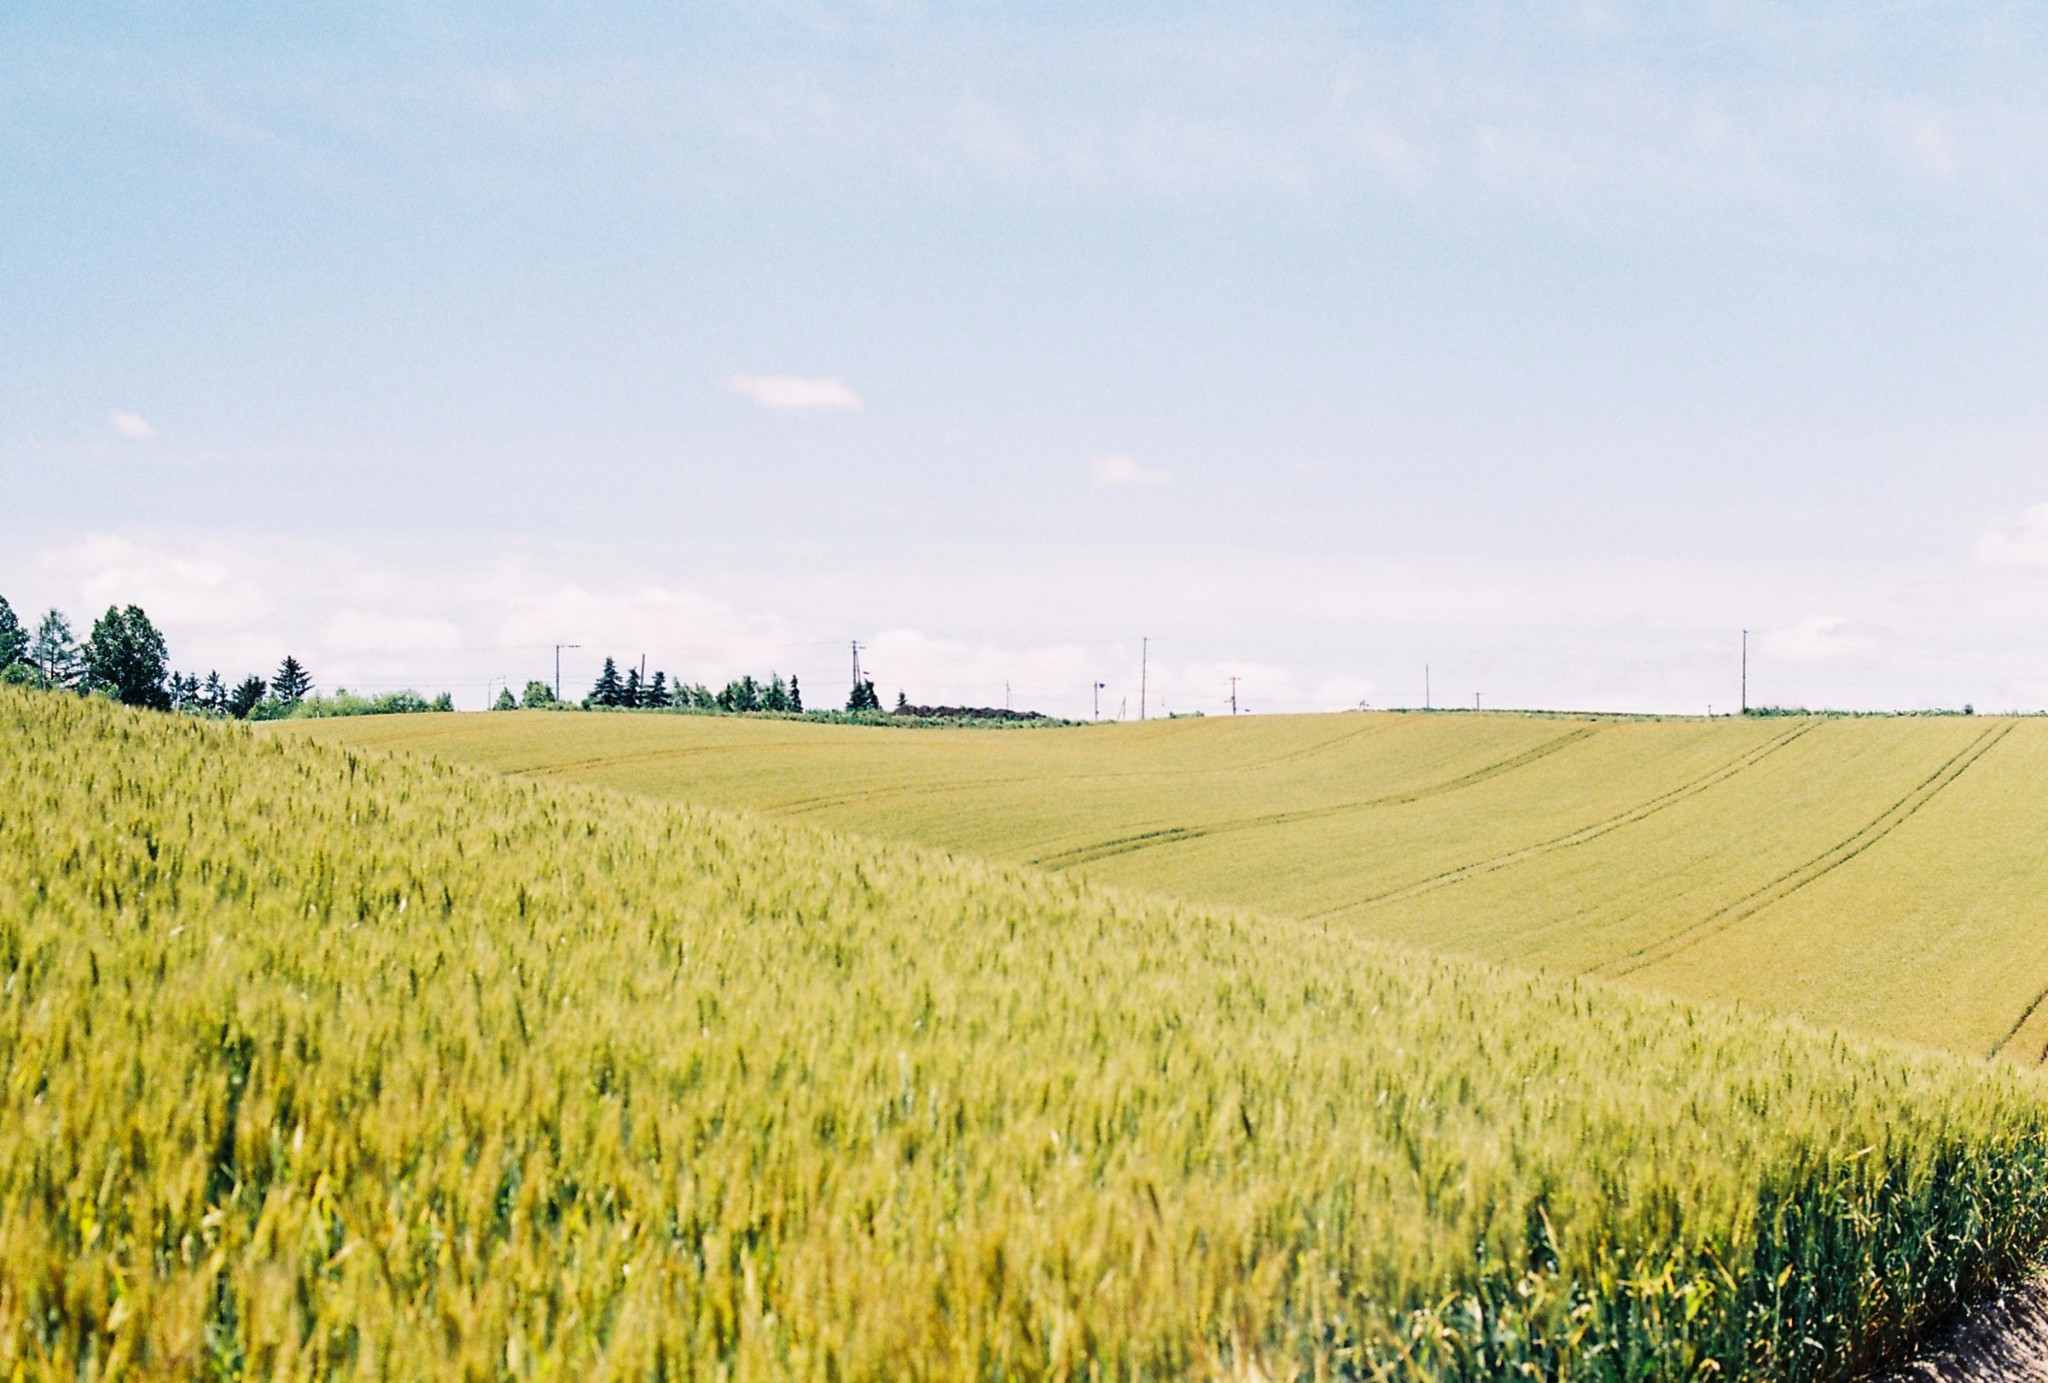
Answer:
8, 2, 2048, 714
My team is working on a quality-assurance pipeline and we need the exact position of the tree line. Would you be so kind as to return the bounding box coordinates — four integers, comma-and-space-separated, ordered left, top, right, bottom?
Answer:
1, 595, 323, 719
556, 656, 885, 715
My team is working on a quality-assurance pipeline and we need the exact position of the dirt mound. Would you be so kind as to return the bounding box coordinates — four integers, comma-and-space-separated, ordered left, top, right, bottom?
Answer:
1865, 1279, 2048, 1382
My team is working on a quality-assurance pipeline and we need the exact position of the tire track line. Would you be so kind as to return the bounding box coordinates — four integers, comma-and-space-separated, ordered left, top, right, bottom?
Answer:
1604, 722, 2013, 981
1304, 719, 1821, 923
1032, 726, 1603, 870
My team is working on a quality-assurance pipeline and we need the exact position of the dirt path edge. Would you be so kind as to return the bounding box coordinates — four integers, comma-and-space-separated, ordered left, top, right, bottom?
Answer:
1861, 1277, 2048, 1382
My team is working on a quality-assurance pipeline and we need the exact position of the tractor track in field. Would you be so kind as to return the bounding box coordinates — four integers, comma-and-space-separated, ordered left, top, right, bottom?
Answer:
1030, 725, 1602, 870
1302, 718, 1821, 923
1605, 721, 2013, 981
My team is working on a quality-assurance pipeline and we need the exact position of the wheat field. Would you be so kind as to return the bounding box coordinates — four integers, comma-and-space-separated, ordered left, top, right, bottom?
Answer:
5, 689, 2048, 1378
286, 708, 2048, 1061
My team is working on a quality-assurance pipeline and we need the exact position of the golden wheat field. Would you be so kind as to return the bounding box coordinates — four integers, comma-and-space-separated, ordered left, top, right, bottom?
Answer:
4, 688, 2048, 1379
286, 708, 2048, 1062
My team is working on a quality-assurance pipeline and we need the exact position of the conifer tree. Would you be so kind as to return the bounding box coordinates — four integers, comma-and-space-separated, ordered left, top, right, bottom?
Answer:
202, 671, 228, 713
894, 690, 909, 714
493, 687, 518, 710
29, 610, 83, 691
788, 674, 802, 713
271, 655, 313, 705
0, 596, 25, 670
590, 657, 623, 707
763, 674, 789, 713
622, 666, 643, 709
226, 675, 268, 720
647, 671, 668, 707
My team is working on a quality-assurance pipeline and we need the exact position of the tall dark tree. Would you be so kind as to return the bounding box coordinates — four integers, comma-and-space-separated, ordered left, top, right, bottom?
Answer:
647, 671, 668, 708
589, 657, 623, 707
226, 675, 268, 720
29, 610, 83, 690
788, 674, 802, 713
845, 678, 880, 713
272, 655, 313, 705
0, 596, 25, 670
762, 674, 790, 713
84, 605, 172, 709
202, 671, 228, 713
621, 666, 643, 709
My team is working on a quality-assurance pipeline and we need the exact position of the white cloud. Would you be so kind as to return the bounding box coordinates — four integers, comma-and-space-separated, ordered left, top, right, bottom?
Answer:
1976, 503, 2048, 569
1089, 453, 1172, 487
109, 411, 154, 441
722, 374, 863, 412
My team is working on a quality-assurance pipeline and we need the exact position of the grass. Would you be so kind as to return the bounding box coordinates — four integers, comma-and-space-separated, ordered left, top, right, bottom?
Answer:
285, 708, 2048, 1061
3, 687, 2047, 1377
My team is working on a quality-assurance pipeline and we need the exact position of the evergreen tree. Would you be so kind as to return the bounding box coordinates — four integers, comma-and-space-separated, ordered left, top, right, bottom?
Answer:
493, 687, 518, 710
762, 674, 790, 713
272, 655, 313, 705
202, 671, 228, 713
0, 596, 25, 670
84, 605, 172, 709
226, 675, 268, 719
520, 680, 557, 708
622, 666, 643, 709
647, 671, 668, 707
590, 657, 623, 707
788, 674, 802, 713
894, 690, 909, 714
29, 610, 83, 691
845, 678, 880, 712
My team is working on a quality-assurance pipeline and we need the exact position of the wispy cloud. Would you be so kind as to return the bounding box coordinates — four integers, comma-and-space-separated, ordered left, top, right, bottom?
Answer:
109, 411, 154, 441
1089, 453, 1172, 487
723, 374, 862, 412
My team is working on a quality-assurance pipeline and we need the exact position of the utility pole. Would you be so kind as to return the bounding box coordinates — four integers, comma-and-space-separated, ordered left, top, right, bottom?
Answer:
1005, 679, 1011, 711
1741, 630, 1748, 715
1094, 681, 1105, 720
1475, 692, 1481, 711
1425, 664, 1431, 710
554, 644, 581, 702
1228, 676, 1240, 715
1139, 638, 1148, 721
851, 640, 864, 695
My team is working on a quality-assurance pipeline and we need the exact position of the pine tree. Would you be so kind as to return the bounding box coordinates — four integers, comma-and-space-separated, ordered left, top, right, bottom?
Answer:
622, 667, 643, 709
763, 675, 789, 713
202, 671, 228, 713
846, 678, 880, 713
894, 690, 909, 714
590, 657, 623, 707
647, 671, 668, 707
226, 675, 268, 720
30, 610, 83, 691
493, 687, 518, 710
85, 605, 173, 709
0, 596, 25, 670
788, 674, 802, 713
272, 655, 313, 704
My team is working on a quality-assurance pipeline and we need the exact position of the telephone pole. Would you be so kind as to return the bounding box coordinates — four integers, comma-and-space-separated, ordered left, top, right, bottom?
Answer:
1139, 637, 1148, 721
851, 640, 864, 694
1425, 664, 1431, 710
554, 644, 581, 702
1094, 681, 1105, 720
1475, 692, 1482, 711
1740, 630, 1748, 715
1228, 676, 1240, 715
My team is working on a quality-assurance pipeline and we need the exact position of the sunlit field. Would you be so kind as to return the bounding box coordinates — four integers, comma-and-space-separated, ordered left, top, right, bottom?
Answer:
6, 689, 2047, 1379
289, 708, 2048, 1060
